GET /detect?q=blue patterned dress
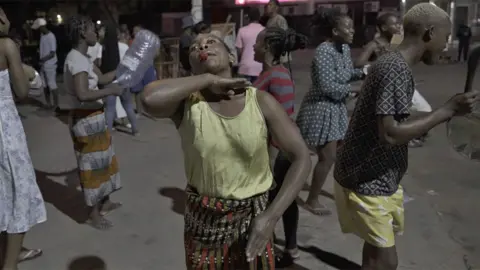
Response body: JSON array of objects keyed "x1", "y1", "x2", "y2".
[
  {"x1": 296, "y1": 42, "x2": 364, "y2": 147},
  {"x1": 0, "y1": 70, "x2": 47, "y2": 233}
]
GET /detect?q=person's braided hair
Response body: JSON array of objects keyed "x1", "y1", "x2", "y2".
[
  {"x1": 264, "y1": 27, "x2": 307, "y2": 63},
  {"x1": 311, "y1": 7, "x2": 347, "y2": 38},
  {"x1": 65, "y1": 15, "x2": 91, "y2": 46}
]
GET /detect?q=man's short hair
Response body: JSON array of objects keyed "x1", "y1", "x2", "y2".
[
  {"x1": 403, "y1": 3, "x2": 450, "y2": 36},
  {"x1": 270, "y1": 0, "x2": 280, "y2": 7}
]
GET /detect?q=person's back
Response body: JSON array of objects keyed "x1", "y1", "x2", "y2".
[{"x1": 236, "y1": 22, "x2": 264, "y2": 79}]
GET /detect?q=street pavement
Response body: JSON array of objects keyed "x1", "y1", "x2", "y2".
[{"x1": 16, "y1": 49, "x2": 480, "y2": 270}]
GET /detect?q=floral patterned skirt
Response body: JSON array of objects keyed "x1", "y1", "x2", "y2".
[{"x1": 184, "y1": 186, "x2": 275, "y2": 270}]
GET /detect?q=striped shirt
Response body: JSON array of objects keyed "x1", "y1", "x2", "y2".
[{"x1": 253, "y1": 65, "x2": 294, "y2": 117}]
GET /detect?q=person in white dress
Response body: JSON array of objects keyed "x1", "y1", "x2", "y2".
[{"x1": 0, "y1": 8, "x2": 47, "y2": 268}]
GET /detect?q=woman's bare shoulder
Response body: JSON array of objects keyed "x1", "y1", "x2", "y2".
[{"x1": 0, "y1": 38, "x2": 17, "y2": 69}]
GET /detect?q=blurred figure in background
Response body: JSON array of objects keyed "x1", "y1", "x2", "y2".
[
  {"x1": 236, "y1": 8, "x2": 264, "y2": 83},
  {"x1": 31, "y1": 18, "x2": 59, "y2": 110},
  {"x1": 264, "y1": 0, "x2": 290, "y2": 64},
  {"x1": 193, "y1": 21, "x2": 211, "y2": 35},
  {"x1": 265, "y1": 0, "x2": 288, "y2": 30},
  {"x1": 87, "y1": 24, "x2": 103, "y2": 67},
  {"x1": 132, "y1": 24, "x2": 143, "y2": 38},
  {"x1": 457, "y1": 22, "x2": 472, "y2": 62},
  {"x1": 179, "y1": 16, "x2": 195, "y2": 76},
  {"x1": 118, "y1": 24, "x2": 131, "y2": 45},
  {"x1": 355, "y1": 12, "x2": 401, "y2": 68},
  {"x1": 130, "y1": 24, "x2": 143, "y2": 45}
]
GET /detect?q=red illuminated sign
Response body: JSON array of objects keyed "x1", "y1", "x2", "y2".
[{"x1": 235, "y1": 0, "x2": 306, "y2": 4}]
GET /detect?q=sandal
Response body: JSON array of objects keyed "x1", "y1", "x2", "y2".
[{"x1": 18, "y1": 248, "x2": 43, "y2": 263}]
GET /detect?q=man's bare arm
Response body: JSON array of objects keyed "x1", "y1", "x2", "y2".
[
  {"x1": 378, "y1": 92, "x2": 480, "y2": 145},
  {"x1": 378, "y1": 109, "x2": 451, "y2": 145}
]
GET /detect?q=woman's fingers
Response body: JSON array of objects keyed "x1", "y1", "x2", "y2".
[{"x1": 246, "y1": 232, "x2": 268, "y2": 262}]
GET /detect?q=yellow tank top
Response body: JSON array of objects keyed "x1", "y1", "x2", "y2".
[{"x1": 179, "y1": 87, "x2": 273, "y2": 199}]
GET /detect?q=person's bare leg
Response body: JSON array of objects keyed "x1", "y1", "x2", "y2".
[
  {"x1": 305, "y1": 141, "x2": 337, "y2": 215},
  {"x1": 362, "y1": 242, "x2": 398, "y2": 270},
  {"x1": 2, "y1": 233, "x2": 25, "y2": 270}
]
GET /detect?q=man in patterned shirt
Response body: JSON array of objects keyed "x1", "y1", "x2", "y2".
[{"x1": 334, "y1": 3, "x2": 479, "y2": 270}]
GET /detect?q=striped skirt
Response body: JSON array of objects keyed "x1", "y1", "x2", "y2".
[
  {"x1": 184, "y1": 186, "x2": 275, "y2": 270},
  {"x1": 69, "y1": 109, "x2": 121, "y2": 206}
]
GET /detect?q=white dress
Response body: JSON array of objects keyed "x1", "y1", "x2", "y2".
[{"x1": 0, "y1": 70, "x2": 47, "y2": 233}]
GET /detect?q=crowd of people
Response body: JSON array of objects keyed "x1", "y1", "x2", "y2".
[{"x1": 0, "y1": 1, "x2": 479, "y2": 270}]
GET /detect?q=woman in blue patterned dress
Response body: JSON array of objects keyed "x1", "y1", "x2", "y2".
[{"x1": 296, "y1": 8, "x2": 365, "y2": 215}]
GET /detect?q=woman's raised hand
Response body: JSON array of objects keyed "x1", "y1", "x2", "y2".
[{"x1": 209, "y1": 74, "x2": 251, "y2": 96}]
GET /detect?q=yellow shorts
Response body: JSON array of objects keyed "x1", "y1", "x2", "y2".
[{"x1": 334, "y1": 181, "x2": 405, "y2": 248}]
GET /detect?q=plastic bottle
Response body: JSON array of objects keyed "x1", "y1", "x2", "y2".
[{"x1": 114, "y1": 30, "x2": 161, "y2": 88}]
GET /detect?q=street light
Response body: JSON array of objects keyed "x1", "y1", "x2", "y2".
[{"x1": 96, "y1": 20, "x2": 101, "y2": 25}]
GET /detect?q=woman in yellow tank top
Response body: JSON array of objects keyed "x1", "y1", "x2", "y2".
[{"x1": 141, "y1": 33, "x2": 311, "y2": 269}]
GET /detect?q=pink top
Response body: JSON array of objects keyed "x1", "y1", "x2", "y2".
[{"x1": 235, "y1": 23, "x2": 264, "y2": 76}]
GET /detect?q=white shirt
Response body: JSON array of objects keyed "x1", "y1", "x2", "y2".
[
  {"x1": 40, "y1": 32, "x2": 57, "y2": 67},
  {"x1": 63, "y1": 49, "x2": 102, "y2": 110},
  {"x1": 87, "y1": 42, "x2": 103, "y2": 62},
  {"x1": 118, "y1": 42, "x2": 129, "y2": 59}
]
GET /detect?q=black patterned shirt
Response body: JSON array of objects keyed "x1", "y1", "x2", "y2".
[{"x1": 334, "y1": 51, "x2": 415, "y2": 196}]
